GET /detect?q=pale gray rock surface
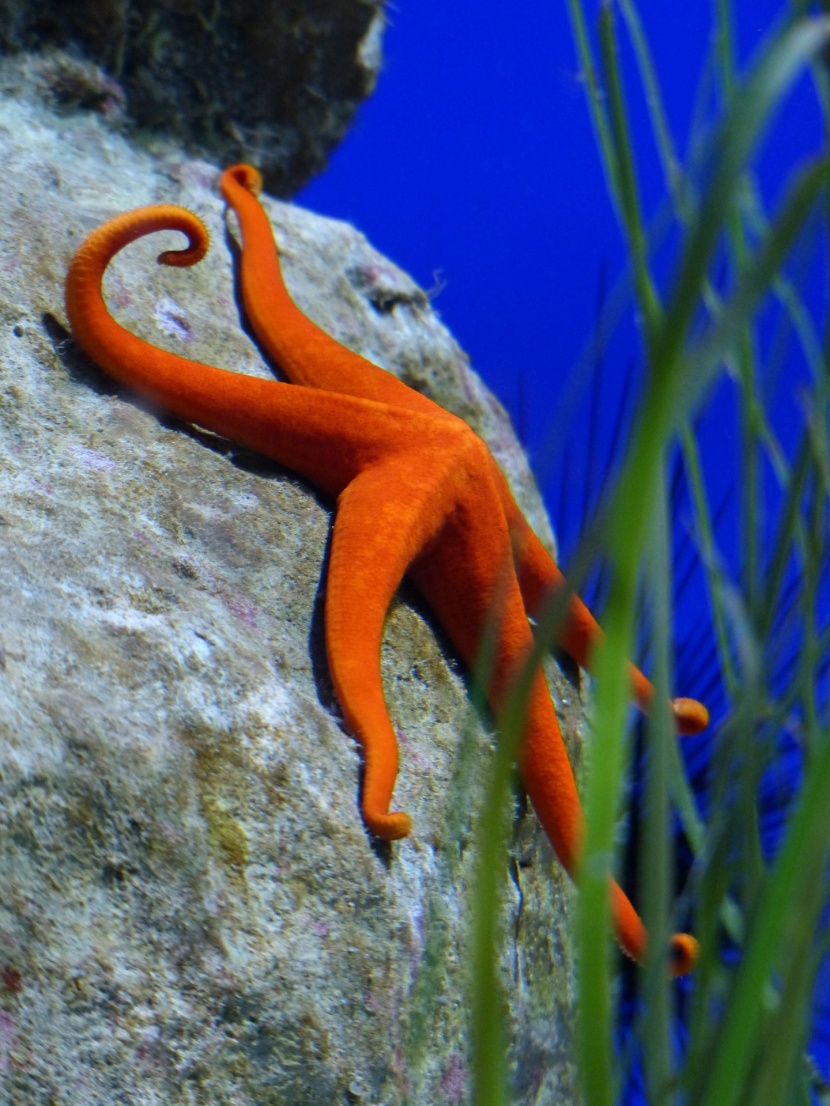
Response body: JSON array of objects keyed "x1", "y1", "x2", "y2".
[{"x1": 0, "y1": 90, "x2": 581, "y2": 1104}]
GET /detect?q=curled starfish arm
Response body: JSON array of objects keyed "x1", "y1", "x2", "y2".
[
  {"x1": 220, "y1": 165, "x2": 440, "y2": 415},
  {"x1": 65, "y1": 205, "x2": 443, "y2": 497},
  {"x1": 65, "y1": 204, "x2": 209, "y2": 391}
]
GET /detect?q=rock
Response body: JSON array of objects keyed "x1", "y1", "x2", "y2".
[
  {"x1": 0, "y1": 88, "x2": 580, "y2": 1104},
  {"x1": 0, "y1": 0, "x2": 386, "y2": 194}
]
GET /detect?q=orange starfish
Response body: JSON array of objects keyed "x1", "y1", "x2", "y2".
[{"x1": 64, "y1": 164, "x2": 708, "y2": 974}]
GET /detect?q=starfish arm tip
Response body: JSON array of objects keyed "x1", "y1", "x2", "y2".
[
  {"x1": 220, "y1": 163, "x2": 263, "y2": 200},
  {"x1": 157, "y1": 241, "x2": 208, "y2": 269},
  {"x1": 156, "y1": 241, "x2": 208, "y2": 270},
  {"x1": 669, "y1": 932, "x2": 699, "y2": 976},
  {"x1": 671, "y1": 697, "x2": 710, "y2": 735},
  {"x1": 364, "y1": 810, "x2": 412, "y2": 841}
]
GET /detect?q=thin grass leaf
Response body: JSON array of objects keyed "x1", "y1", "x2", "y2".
[
  {"x1": 804, "y1": 392, "x2": 830, "y2": 497},
  {"x1": 598, "y1": 1, "x2": 663, "y2": 347},
  {"x1": 748, "y1": 853, "x2": 824, "y2": 1105},
  {"x1": 639, "y1": 475, "x2": 677, "y2": 1105},
  {"x1": 680, "y1": 424, "x2": 740, "y2": 695},
  {"x1": 680, "y1": 155, "x2": 830, "y2": 417},
  {"x1": 468, "y1": 578, "x2": 576, "y2": 1106},
  {"x1": 698, "y1": 724, "x2": 830, "y2": 1106},
  {"x1": 656, "y1": 17, "x2": 830, "y2": 389},
  {"x1": 468, "y1": 607, "x2": 512, "y2": 1106},
  {"x1": 578, "y1": 615, "x2": 634, "y2": 1106},
  {"x1": 565, "y1": 0, "x2": 623, "y2": 224},
  {"x1": 757, "y1": 436, "x2": 812, "y2": 640},
  {"x1": 714, "y1": 0, "x2": 739, "y2": 103},
  {"x1": 685, "y1": 819, "x2": 738, "y2": 1092},
  {"x1": 740, "y1": 189, "x2": 826, "y2": 389},
  {"x1": 791, "y1": 0, "x2": 830, "y2": 129},
  {"x1": 796, "y1": 449, "x2": 826, "y2": 746},
  {"x1": 617, "y1": 0, "x2": 685, "y2": 207}
]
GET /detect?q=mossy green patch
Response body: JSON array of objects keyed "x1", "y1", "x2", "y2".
[{"x1": 182, "y1": 724, "x2": 253, "y2": 878}]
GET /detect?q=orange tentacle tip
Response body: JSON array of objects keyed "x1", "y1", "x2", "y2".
[
  {"x1": 669, "y1": 932, "x2": 698, "y2": 977},
  {"x1": 364, "y1": 810, "x2": 412, "y2": 841},
  {"x1": 154, "y1": 210, "x2": 210, "y2": 270},
  {"x1": 221, "y1": 163, "x2": 263, "y2": 197},
  {"x1": 671, "y1": 697, "x2": 710, "y2": 736}
]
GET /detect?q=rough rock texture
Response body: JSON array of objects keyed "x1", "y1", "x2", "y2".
[
  {"x1": 0, "y1": 91, "x2": 582, "y2": 1103},
  {"x1": 0, "y1": 0, "x2": 385, "y2": 194}
]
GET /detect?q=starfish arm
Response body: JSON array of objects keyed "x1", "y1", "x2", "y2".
[
  {"x1": 493, "y1": 463, "x2": 709, "y2": 736},
  {"x1": 525, "y1": 666, "x2": 696, "y2": 973},
  {"x1": 410, "y1": 469, "x2": 697, "y2": 973},
  {"x1": 325, "y1": 450, "x2": 460, "y2": 839},
  {"x1": 65, "y1": 205, "x2": 445, "y2": 497},
  {"x1": 611, "y1": 884, "x2": 698, "y2": 977},
  {"x1": 220, "y1": 165, "x2": 442, "y2": 415}
]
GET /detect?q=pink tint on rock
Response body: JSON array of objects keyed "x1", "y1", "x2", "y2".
[
  {"x1": 153, "y1": 298, "x2": 193, "y2": 344},
  {"x1": 225, "y1": 595, "x2": 259, "y2": 629},
  {"x1": 0, "y1": 1010, "x2": 18, "y2": 1073},
  {"x1": 392, "y1": 1047, "x2": 410, "y2": 1097},
  {"x1": 108, "y1": 273, "x2": 133, "y2": 311},
  {"x1": 440, "y1": 1052, "x2": 467, "y2": 1103},
  {"x1": 68, "y1": 444, "x2": 118, "y2": 473}
]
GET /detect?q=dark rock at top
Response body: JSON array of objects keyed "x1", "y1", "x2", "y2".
[{"x1": 0, "y1": 0, "x2": 385, "y2": 195}]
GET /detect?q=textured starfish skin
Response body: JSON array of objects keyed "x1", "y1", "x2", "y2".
[{"x1": 64, "y1": 165, "x2": 708, "y2": 974}]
